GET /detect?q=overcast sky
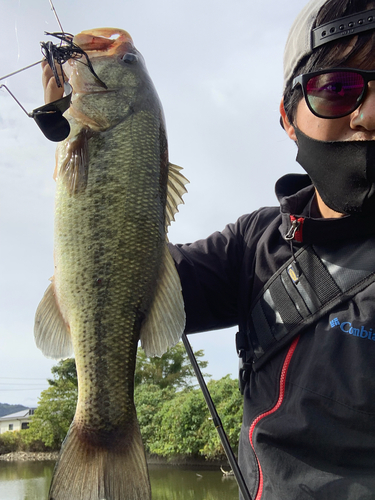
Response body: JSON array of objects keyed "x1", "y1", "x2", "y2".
[{"x1": 0, "y1": 0, "x2": 306, "y2": 407}]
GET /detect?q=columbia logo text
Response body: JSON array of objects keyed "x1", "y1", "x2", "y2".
[{"x1": 330, "y1": 318, "x2": 375, "y2": 340}]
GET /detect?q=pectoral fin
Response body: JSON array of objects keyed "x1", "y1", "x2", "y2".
[
  {"x1": 140, "y1": 245, "x2": 185, "y2": 357},
  {"x1": 55, "y1": 127, "x2": 90, "y2": 194},
  {"x1": 34, "y1": 282, "x2": 73, "y2": 359}
]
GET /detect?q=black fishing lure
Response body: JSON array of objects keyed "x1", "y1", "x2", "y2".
[
  {"x1": 41, "y1": 31, "x2": 107, "y2": 89},
  {"x1": 0, "y1": 32, "x2": 107, "y2": 141}
]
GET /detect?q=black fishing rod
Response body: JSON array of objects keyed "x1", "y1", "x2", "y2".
[{"x1": 182, "y1": 333, "x2": 252, "y2": 500}]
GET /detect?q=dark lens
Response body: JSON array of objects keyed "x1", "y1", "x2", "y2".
[{"x1": 306, "y1": 71, "x2": 365, "y2": 118}]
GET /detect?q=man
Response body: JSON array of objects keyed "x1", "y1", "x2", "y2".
[
  {"x1": 169, "y1": 1, "x2": 375, "y2": 498},
  {"x1": 43, "y1": 0, "x2": 375, "y2": 498}
]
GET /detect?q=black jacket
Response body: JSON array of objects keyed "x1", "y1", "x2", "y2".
[{"x1": 169, "y1": 174, "x2": 375, "y2": 500}]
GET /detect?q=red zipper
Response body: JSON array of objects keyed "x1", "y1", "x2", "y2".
[{"x1": 248, "y1": 335, "x2": 300, "y2": 500}]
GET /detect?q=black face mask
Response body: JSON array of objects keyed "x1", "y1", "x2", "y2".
[{"x1": 295, "y1": 127, "x2": 375, "y2": 215}]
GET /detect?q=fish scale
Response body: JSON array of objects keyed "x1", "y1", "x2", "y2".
[{"x1": 56, "y1": 113, "x2": 164, "y2": 432}]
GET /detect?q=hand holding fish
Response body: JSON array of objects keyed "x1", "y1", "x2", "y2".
[{"x1": 41, "y1": 59, "x2": 65, "y2": 104}]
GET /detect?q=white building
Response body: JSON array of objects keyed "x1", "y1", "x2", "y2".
[{"x1": 0, "y1": 409, "x2": 35, "y2": 434}]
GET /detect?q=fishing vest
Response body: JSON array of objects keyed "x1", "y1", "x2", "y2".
[{"x1": 237, "y1": 236, "x2": 375, "y2": 393}]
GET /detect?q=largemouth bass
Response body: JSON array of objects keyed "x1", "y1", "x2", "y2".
[{"x1": 34, "y1": 28, "x2": 187, "y2": 500}]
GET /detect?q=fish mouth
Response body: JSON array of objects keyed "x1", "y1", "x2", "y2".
[
  {"x1": 66, "y1": 28, "x2": 135, "y2": 94},
  {"x1": 73, "y1": 28, "x2": 134, "y2": 56}
]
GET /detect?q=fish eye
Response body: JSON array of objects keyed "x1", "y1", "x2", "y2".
[{"x1": 122, "y1": 53, "x2": 138, "y2": 64}]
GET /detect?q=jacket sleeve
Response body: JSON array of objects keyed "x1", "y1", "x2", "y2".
[{"x1": 168, "y1": 216, "x2": 250, "y2": 334}]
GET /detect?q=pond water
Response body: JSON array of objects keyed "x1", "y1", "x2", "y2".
[{"x1": 0, "y1": 461, "x2": 240, "y2": 500}]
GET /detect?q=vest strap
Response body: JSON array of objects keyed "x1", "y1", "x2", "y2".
[{"x1": 248, "y1": 239, "x2": 375, "y2": 372}]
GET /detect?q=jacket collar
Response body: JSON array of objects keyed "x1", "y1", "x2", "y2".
[{"x1": 276, "y1": 174, "x2": 375, "y2": 244}]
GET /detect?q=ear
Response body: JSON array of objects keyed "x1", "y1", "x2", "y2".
[{"x1": 280, "y1": 98, "x2": 297, "y2": 141}]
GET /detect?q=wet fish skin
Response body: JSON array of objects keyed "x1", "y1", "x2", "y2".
[{"x1": 34, "y1": 28, "x2": 187, "y2": 500}]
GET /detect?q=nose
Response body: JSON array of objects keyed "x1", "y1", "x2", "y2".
[{"x1": 350, "y1": 80, "x2": 375, "y2": 131}]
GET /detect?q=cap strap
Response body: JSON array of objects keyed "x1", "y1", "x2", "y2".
[{"x1": 312, "y1": 8, "x2": 375, "y2": 49}]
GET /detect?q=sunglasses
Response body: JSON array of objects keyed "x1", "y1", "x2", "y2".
[{"x1": 292, "y1": 68, "x2": 375, "y2": 119}]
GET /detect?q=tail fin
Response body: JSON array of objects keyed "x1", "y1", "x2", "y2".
[{"x1": 48, "y1": 420, "x2": 151, "y2": 500}]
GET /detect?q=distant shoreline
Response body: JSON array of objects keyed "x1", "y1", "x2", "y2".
[
  {"x1": 0, "y1": 451, "x2": 231, "y2": 469},
  {"x1": 0, "y1": 451, "x2": 59, "y2": 462}
]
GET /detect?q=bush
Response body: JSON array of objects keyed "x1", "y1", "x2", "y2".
[
  {"x1": 144, "y1": 375, "x2": 243, "y2": 461},
  {"x1": 0, "y1": 431, "x2": 26, "y2": 454},
  {"x1": 26, "y1": 383, "x2": 77, "y2": 450},
  {"x1": 149, "y1": 387, "x2": 209, "y2": 458},
  {"x1": 135, "y1": 383, "x2": 175, "y2": 453},
  {"x1": 199, "y1": 376, "x2": 243, "y2": 459}
]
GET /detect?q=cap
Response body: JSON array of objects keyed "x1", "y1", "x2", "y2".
[{"x1": 283, "y1": 0, "x2": 375, "y2": 89}]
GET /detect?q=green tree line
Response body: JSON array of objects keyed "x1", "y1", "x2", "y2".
[{"x1": 0, "y1": 343, "x2": 243, "y2": 460}]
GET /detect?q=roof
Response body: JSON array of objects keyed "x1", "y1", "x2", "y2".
[{"x1": 0, "y1": 408, "x2": 35, "y2": 421}]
